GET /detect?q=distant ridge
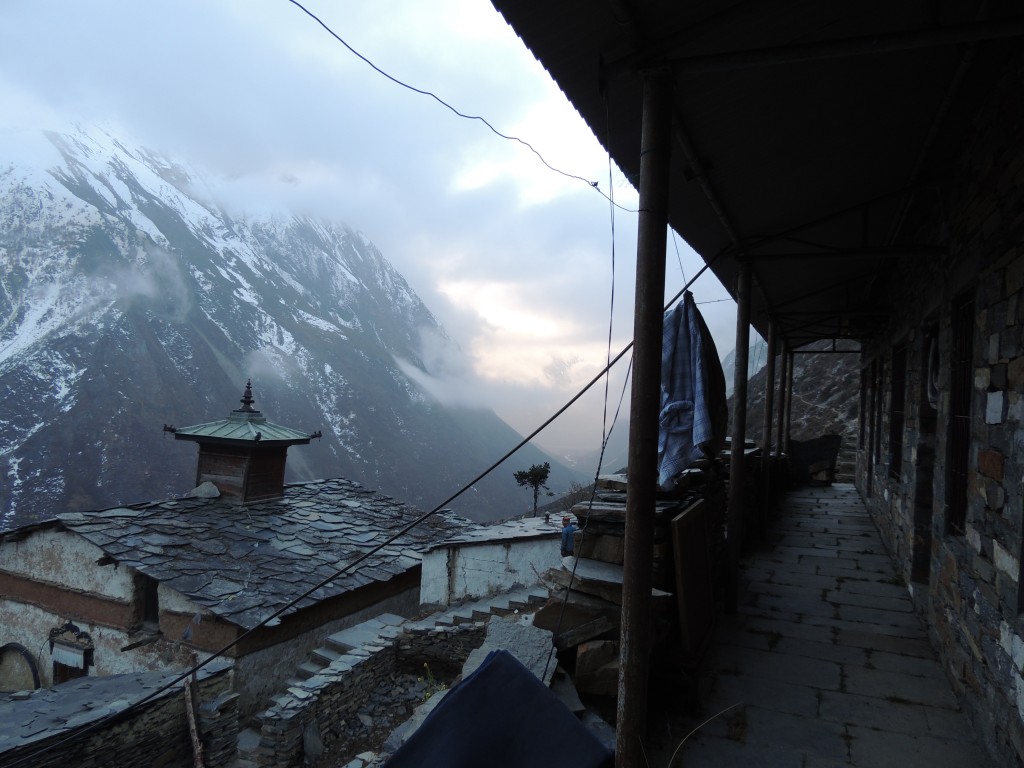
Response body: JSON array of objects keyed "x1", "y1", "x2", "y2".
[{"x1": 0, "y1": 125, "x2": 582, "y2": 529}]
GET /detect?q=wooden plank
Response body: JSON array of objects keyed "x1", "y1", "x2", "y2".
[
  {"x1": 184, "y1": 674, "x2": 206, "y2": 768},
  {"x1": 553, "y1": 615, "x2": 615, "y2": 649}
]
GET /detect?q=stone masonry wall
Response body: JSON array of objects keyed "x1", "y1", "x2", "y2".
[
  {"x1": 856, "y1": 45, "x2": 1024, "y2": 766},
  {"x1": 1, "y1": 666, "x2": 235, "y2": 768},
  {"x1": 251, "y1": 622, "x2": 486, "y2": 767}
]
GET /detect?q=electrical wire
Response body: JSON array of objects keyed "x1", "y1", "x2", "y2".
[
  {"x1": 11, "y1": 256, "x2": 716, "y2": 768},
  {"x1": 12, "y1": 6, "x2": 725, "y2": 754},
  {"x1": 285, "y1": 0, "x2": 637, "y2": 213},
  {"x1": 670, "y1": 228, "x2": 687, "y2": 285},
  {"x1": 541, "y1": 97, "x2": 630, "y2": 682}
]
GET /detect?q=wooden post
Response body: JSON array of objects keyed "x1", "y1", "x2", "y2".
[
  {"x1": 724, "y1": 262, "x2": 751, "y2": 612},
  {"x1": 776, "y1": 340, "x2": 788, "y2": 457},
  {"x1": 783, "y1": 346, "x2": 795, "y2": 453},
  {"x1": 184, "y1": 673, "x2": 206, "y2": 768},
  {"x1": 759, "y1": 319, "x2": 778, "y2": 530},
  {"x1": 616, "y1": 70, "x2": 672, "y2": 768}
]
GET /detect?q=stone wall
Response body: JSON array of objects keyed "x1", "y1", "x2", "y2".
[
  {"x1": 250, "y1": 622, "x2": 486, "y2": 766},
  {"x1": 0, "y1": 664, "x2": 235, "y2": 768},
  {"x1": 233, "y1": 585, "x2": 421, "y2": 724},
  {"x1": 856, "y1": 45, "x2": 1024, "y2": 765}
]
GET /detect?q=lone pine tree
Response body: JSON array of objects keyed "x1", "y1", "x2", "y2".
[{"x1": 513, "y1": 462, "x2": 551, "y2": 516}]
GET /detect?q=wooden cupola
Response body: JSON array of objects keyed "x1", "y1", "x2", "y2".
[{"x1": 164, "y1": 380, "x2": 321, "y2": 503}]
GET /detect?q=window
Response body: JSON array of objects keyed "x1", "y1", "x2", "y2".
[
  {"x1": 48, "y1": 622, "x2": 93, "y2": 684},
  {"x1": 136, "y1": 574, "x2": 161, "y2": 628},
  {"x1": 889, "y1": 346, "x2": 907, "y2": 480},
  {"x1": 946, "y1": 292, "x2": 973, "y2": 535}
]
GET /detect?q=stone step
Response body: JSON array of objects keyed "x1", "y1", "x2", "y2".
[
  {"x1": 325, "y1": 613, "x2": 405, "y2": 652},
  {"x1": 237, "y1": 727, "x2": 261, "y2": 761},
  {"x1": 311, "y1": 645, "x2": 345, "y2": 666},
  {"x1": 295, "y1": 660, "x2": 324, "y2": 679}
]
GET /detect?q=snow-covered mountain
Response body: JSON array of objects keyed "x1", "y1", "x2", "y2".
[{"x1": 0, "y1": 125, "x2": 574, "y2": 529}]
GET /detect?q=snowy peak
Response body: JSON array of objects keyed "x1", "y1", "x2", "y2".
[{"x1": 0, "y1": 124, "x2": 567, "y2": 530}]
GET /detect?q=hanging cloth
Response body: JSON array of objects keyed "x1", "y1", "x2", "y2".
[{"x1": 658, "y1": 291, "x2": 728, "y2": 490}]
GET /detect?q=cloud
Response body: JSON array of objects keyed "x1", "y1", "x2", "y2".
[{"x1": 0, "y1": 0, "x2": 739, "y2": 455}]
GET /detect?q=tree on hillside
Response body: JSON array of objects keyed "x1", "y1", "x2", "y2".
[{"x1": 513, "y1": 462, "x2": 551, "y2": 516}]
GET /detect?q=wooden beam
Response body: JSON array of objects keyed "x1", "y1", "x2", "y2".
[
  {"x1": 664, "y1": 19, "x2": 1024, "y2": 74},
  {"x1": 738, "y1": 246, "x2": 945, "y2": 262}
]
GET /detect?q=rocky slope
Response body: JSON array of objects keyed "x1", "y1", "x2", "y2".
[{"x1": 739, "y1": 339, "x2": 861, "y2": 476}]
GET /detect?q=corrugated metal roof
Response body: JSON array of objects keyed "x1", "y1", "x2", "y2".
[
  {"x1": 172, "y1": 411, "x2": 312, "y2": 445},
  {"x1": 168, "y1": 380, "x2": 316, "y2": 446}
]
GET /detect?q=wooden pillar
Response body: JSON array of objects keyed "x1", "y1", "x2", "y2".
[
  {"x1": 725, "y1": 262, "x2": 752, "y2": 612},
  {"x1": 775, "y1": 340, "x2": 788, "y2": 455},
  {"x1": 759, "y1": 319, "x2": 778, "y2": 530},
  {"x1": 616, "y1": 71, "x2": 673, "y2": 768},
  {"x1": 783, "y1": 347, "x2": 794, "y2": 453}
]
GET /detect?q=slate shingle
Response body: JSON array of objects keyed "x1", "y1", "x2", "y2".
[{"x1": 57, "y1": 478, "x2": 473, "y2": 630}]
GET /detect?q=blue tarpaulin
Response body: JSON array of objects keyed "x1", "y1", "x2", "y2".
[{"x1": 384, "y1": 649, "x2": 614, "y2": 768}]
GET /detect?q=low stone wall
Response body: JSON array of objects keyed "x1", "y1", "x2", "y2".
[
  {"x1": 251, "y1": 622, "x2": 487, "y2": 766},
  {"x1": 0, "y1": 664, "x2": 235, "y2": 768}
]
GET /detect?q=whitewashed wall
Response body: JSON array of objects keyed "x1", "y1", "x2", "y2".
[
  {"x1": 420, "y1": 534, "x2": 561, "y2": 607},
  {"x1": 0, "y1": 529, "x2": 210, "y2": 689},
  {"x1": 0, "y1": 528, "x2": 134, "y2": 599}
]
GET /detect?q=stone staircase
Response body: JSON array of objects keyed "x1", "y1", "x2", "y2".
[
  {"x1": 291, "y1": 613, "x2": 407, "y2": 687},
  {"x1": 406, "y1": 585, "x2": 551, "y2": 630},
  {"x1": 237, "y1": 585, "x2": 551, "y2": 765}
]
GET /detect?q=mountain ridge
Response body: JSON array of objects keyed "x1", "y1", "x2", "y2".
[{"x1": 0, "y1": 125, "x2": 582, "y2": 529}]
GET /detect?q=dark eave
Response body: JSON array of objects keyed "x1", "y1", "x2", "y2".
[{"x1": 490, "y1": 0, "x2": 1024, "y2": 345}]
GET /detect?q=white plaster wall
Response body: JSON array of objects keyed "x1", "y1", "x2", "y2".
[
  {"x1": 0, "y1": 600, "x2": 56, "y2": 687},
  {"x1": 0, "y1": 599, "x2": 204, "y2": 689},
  {"x1": 420, "y1": 535, "x2": 561, "y2": 607},
  {"x1": 0, "y1": 529, "x2": 135, "y2": 599},
  {"x1": 159, "y1": 583, "x2": 208, "y2": 615}
]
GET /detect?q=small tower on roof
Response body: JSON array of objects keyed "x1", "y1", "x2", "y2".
[{"x1": 164, "y1": 380, "x2": 321, "y2": 503}]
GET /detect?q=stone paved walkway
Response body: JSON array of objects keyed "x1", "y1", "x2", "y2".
[{"x1": 676, "y1": 483, "x2": 995, "y2": 768}]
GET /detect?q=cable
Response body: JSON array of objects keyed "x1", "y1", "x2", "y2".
[
  {"x1": 670, "y1": 228, "x2": 687, "y2": 285},
  {"x1": 284, "y1": 0, "x2": 638, "y2": 213},
  {"x1": 540, "y1": 254, "x2": 719, "y2": 680}
]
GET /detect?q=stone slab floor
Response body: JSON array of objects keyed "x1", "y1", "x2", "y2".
[{"x1": 666, "y1": 483, "x2": 996, "y2": 768}]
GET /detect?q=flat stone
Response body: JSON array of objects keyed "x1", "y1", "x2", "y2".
[{"x1": 461, "y1": 616, "x2": 556, "y2": 685}]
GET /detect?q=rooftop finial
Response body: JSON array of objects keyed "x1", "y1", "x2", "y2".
[{"x1": 236, "y1": 379, "x2": 257, "y2": 413}]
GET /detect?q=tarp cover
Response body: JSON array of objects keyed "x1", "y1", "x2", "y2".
[
  {"x1": 384, "y1": 649, "x2": 614, "y2": 768},
  {"x1": 658, "y1": 291, "x2": 727, "y2": 490}
]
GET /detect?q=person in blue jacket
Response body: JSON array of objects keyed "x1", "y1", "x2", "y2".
[{"x1": 560, "y1": 515, "x2": 576, "y2": 557}]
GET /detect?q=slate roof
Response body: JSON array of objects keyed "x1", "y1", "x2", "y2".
[
  {"x1": 0, "y1": 660, "x2": 231, "y2": 756},
  {"x1": 423, "y1": 515, "x2": 563, "y2": 552},
  {"x1": 56, "y1": 478, "x2": 474, "y2": 631}
]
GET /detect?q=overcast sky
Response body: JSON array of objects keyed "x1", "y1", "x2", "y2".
[{"x1": 0, "y1": 0, "x2": 743, "y2": 459}]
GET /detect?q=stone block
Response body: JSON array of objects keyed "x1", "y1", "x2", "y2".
[
  {"x1": 987, "y1": 391, "x2": 1005, "y2": 424},
  {"x1": 978, "y1": 449, "x2": 1005, "y2": 481},
  {"x1": 576, "y1": 532, "x2": 624, "y2": 564},
  {"x1": 575, "y1": 640, "x2": 618, "y2": 677},
  {"x1": 994, "y1": 539, "x2": 1020, "y2": 580},
  {"x1": 574, "y1": 658, "x2": 619, "y2": 697},
  {"x1": 1010, "y1": 356, "x2": 1024, "y2": 388}
]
